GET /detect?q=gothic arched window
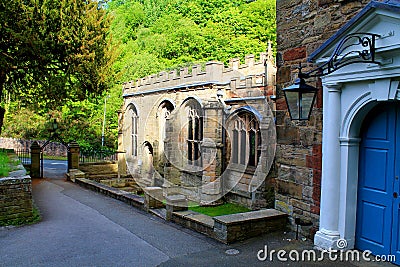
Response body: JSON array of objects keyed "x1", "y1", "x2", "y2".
[
  {"x1": 184, "y1": 99, "x2": 203, "y2": 166},
  {"x1": 230, "y1": 112, "x2": 260, "y2": 167},
  {"x1": 130, "y1": 106, "x2": 139, "y2": 157},
  {"x1": 158, "y1": 101, "x2": 174, "y2": 144}
]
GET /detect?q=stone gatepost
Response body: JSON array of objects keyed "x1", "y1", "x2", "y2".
[
  {"x1": 30, "y1": 141, "x2": 41, "y2": 178},
  {"x1": 68, "y1": 141, "x2": 80, "y2": 170}
]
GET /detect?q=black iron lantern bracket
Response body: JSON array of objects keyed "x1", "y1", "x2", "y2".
[
  {"x1": 282, "y1": 33, "x2": 381, "y2": 120},
  {"x1": 299, "y1": 32, "x2": 381, "y2": 79}
]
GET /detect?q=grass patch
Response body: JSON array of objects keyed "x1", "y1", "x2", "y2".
[
  {"x1": 43, "y1": 155, "x2": 67, "y2": 161},
  {"x1": 189, "y1": 202, "x2": 251, "y2": 217},
  {"x1": 0, "y1": 151, "x2": 11, "y2": 177}
]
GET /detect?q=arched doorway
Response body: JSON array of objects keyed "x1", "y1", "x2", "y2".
[
  {"x1": 356, "y1": 103, "x2": 400, "y2": 264},
  {"x1": 141, "y1": 141, "x2": 154, "y2": 186}
]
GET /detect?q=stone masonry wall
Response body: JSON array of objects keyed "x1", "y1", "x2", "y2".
[
  {"x1": 0, "y1": 137, "x2": 68, "y2": 157},
  {"x1": 0, "y1": 176, "x2": 33, "y2": 224},
  {"x1": 275, "y1": 0, "x2": 377, "y2": 237}
]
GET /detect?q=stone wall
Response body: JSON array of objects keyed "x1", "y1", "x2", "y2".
[
  {"x1": 275, "y1": 0, "x2": 376, "y2": 236},
  {"x1": 0, "y1": 137, "x2": 68, "y2": 157},
  {"x1": 0, "y1": 151, "x2": 33, "y2": 225},
  {"x1": 0, "y1": 177, "x2": 33, "y2": 225}
]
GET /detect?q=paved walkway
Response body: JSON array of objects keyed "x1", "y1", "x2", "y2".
[{"x1": 0, "y1": 161, "x2": 395, "y2": 266}]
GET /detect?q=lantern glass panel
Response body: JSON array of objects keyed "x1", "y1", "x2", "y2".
[
  {"x1": 285, "y1": 91, "x2": 300, "y2": 120},
  {"x1": 300, "y1": 92, "x2": 316, "y2": 120}
]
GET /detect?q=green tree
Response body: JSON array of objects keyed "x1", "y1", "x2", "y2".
[{"x1": 0, "y1": 0, "x2": 114, "y2": 132}]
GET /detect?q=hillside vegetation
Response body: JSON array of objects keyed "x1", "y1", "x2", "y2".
[{"x1": 2, "y1": 0, "x2": 276, "y2": 150}]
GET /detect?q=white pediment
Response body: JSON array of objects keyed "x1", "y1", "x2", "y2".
[{"x1": 309, "y1": 1, "x2": 400, "y2": 78}]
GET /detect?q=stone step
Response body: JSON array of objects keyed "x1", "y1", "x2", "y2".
[
  {"x1": 213, "y1": 209, "x2": 288, "y2": 244},
  {"x1": 149, "y1": 208, "x2": 167, "y2": 220},
  {"x1": 87, "y1": 174, "x2": 119, "y2": 182}
]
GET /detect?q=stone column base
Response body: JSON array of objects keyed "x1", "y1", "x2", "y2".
[{"x1": 314, "y1": 229, "x2": 341, "y2": 250}]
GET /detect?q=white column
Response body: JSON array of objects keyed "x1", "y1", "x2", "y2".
[
  {"x1": 314, "y1": 83, "x2": 342, "y2": 250},
  {"x1": 338, "y1": 137, "x2": 361, "y2": 250}
]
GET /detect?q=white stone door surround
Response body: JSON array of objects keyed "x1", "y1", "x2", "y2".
[{"x1": 308, "y1": 2, "x2": 400, "y2": 250}]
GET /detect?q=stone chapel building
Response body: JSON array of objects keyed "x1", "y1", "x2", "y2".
[
  {"x1": 276, "y1": 0, "x2": 400, "y2": 264},
  {"x1": 119, "y1": 46, "x2": 277, "y2": 209}
]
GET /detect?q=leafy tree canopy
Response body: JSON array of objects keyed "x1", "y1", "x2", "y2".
[
  {"x1": 0, "y1": 0, "x2": 114, "y2": 111},
  {"x1": 1, "y1": 0, "x2": 276, "y2": 150},
  {"x1": 108, "y1": 0, "x2": 276, "y2": 83}
]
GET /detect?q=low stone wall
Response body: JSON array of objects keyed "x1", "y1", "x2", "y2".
[
  {"x1": 74, "y1": 177, "x2": 289, "y2": 244},
  {"x1": 75, "y1": 178, "x2": 144, "y2": 210},
  {"x1": 172, "y1": 211, "x2": 215, "y2": 237},
  {"x1": 0, "y1": 137, "x2": 68, "y2": 156},
  {"x1": 213, "y1": 209, "x2": 288, "y2": 244},
  {"x1": 0, "y1": 154, "x2": 33, "y2": 225}
]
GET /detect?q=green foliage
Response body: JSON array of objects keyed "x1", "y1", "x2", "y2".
[
  {"x1": 109, "y1": 0, "x2": 276, "y2": 82},
  {"x1": 2, "y1": 103, "x2": 48, "y2": 139},
  {"x1": 0, "y1": 151, "x2": 10, "y2": 177},
  {"x1": 0, "y1": 0, "x2": 116, "y2": 110},
  {"x1": 2, "y1": 0, "x2": 276, "y2": 151}
]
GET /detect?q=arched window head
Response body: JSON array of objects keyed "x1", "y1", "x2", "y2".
[
  {"x1": 157, "y1": 100, "x2": 174, "y2": 155},
  {"x1": 183, "y1": 99, "x2": 203, "y2": 166},
  {"x1": 229, "y1": 111, "x2": 260, "y2": 167},
  {"x1": 129, "y1": 105, "x2": 139, "y2": 157}
]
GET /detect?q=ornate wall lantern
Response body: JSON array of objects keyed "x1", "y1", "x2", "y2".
[
  {"x1": 283, "y1": 74, "x2": 318, "y2": 120},
  {"x1": 283, "y1": 33, "x2": 380, "y2": 120}
]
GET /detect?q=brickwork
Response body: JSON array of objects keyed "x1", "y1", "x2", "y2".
[{"x1": 275, "y1": 0, "x2": 379, "y2": 236}]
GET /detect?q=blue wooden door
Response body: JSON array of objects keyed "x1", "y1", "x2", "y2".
[{"x1": 356, "y1": 104, "x2": 400, "y2": 265}]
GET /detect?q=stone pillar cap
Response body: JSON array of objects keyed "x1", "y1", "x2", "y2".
[{"x1": 30, "y1": 141, "x2": 41, "y2": 149}]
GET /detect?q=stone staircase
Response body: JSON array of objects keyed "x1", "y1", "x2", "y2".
[{"x1": 78, "y1": 162, "x2": 118, "y2": 182}]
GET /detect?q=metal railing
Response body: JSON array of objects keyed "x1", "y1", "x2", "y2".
[
  {"x1": 14, "y1": 148, "x2": 31, "y2": 165},
  {"x1": 79, "y1": 148, "x2": 117, "y2": 163}
]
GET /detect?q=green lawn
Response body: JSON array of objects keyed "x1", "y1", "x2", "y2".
[
  {"x1": 189, "y1": 202, "x2": 250, "y2": 217},
  {"x1": 0, "y1": 151, "x2": 10, "y2": 177},
  {"x1": 43, "y1": 155, "x2": 67, "y2": 161}
]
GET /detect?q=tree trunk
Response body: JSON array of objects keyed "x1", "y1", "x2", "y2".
[
  {"x1": 0, "y1": 71, "x2": 6, "y2": 135},
  {"x1": 0, "y1": 106, "x2": 5, "y2": 136}
]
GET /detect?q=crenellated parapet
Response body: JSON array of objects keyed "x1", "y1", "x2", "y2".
[{"x1": 122, "y1": 51, "x2": 273, "y2": 95}]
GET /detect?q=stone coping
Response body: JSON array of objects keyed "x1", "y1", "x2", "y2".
[
  {"x1": 75, "y1": 178, "x2": 144, "y2": 209},
  {"x1": 0, "y1": 175, "x2": 31, "y2": 184},
  {"x1": 213, "y1": 209, "x2": 287, "y2": 226},
  {"x1": 173, "y1": 210, "x2": 214, "y2": 228}
]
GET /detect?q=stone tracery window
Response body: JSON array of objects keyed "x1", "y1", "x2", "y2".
[
  {"x1": 230, "y1": 112, "x2": 260, "y2": 167},
  {"x1": 130, "y1": 106, "x2": 138, "y2": 157},
  {"x1": 185, "y1": 100, "x2": 203, "y2": 166},
  {"x1": 187, "y1": 107, "x2": 203, "y2": 165}
]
